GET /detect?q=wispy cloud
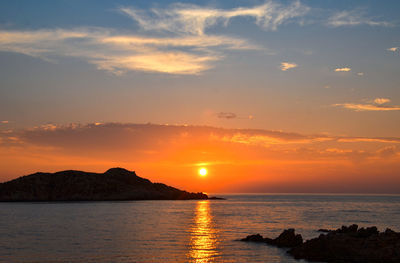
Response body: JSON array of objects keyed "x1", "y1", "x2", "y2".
[
  {"x1": 0, "y1": 1, "x2": 311, "y2": 75},
  {"x1": 121, "y1": 1, "x2": 310, "y2": 35},
  {"x1": 0, "y1": 1, "x2": 312, "y2": 75},
  {"x1": 387, "y1": 47, "x2": 399, "y2": 52},
  {"x1": 327, "y1": 9, "x2": 392, "y2": 27},
  {"x1": 101, "y1": 34, "x2": 257, "y2": 50},
  {"x1": 215, "y1": 112, "x2": 255, "y2": 120},
  {"x1": 374, "y1": 98, "x2": 390, "y2": 105},
  {"x1": 0, "y1": 121, "x2": 9, "y2": 124},
  {"x1": 0, "y1": 28, "x2": 257, "y2": 75},
  {"x1": 216, "y1": 112, "x2": 237, "y2": 119},
  {"x1": 221, "y1": 132, "x2": 330, "y2": 146},
  {"x1": 333, "y1": 98, "x2": 400, "y2": 111},
  {"x1": 334, "y1": 67, "x2": 351, "y2": 72},
  {"x1": 0, "y1": 1, "x2": 309, "y2": 75},
  {"x1": 94, "y1": 52, "x2": 219, "y2": 75},
  {"x1": 357, "y1": 72, "x2": 364, "y2": 76},
  {"x1": 338, "y1": 137, "x2": 400, "y2": 144},
  {"x1": 0, "y1": 2, "x2": 394, "y2": 76},
  {"x1": 280, "y1": 62, "x2": 297, "y2": 71},
  {"x1": 333, "y1": 104, "x2": 400, "y2": 111},
  {"x1": 377, "y1": 146, "x2": 399, "y2": 158}
]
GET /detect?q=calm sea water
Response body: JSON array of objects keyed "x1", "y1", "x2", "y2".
[{"x1": 1, "y1": 194, "x2": 400, "y2": 262}]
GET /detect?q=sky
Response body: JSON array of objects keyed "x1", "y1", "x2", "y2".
[{"x1": 0, "y1": 0, "x2": 399, "y2": 193}]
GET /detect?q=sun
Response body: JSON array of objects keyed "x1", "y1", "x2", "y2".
[{"x1": 198, "y1": 168, "x2": 208, "y2": 177}]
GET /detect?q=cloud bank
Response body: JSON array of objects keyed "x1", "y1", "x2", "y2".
[{"x1": 1, "y1": 122, "x2": 399, "y2": 193}]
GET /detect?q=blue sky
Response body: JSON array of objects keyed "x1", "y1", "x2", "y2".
[{"x1": 0, "y1": 0, "x2": 399, "y2": 137}]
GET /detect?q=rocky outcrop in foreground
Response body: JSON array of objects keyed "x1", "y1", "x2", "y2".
[
  {"x1": 241, "y1": 228, "x2": 303, "y2": 247},
  {"x1": 0, "y1": 168, "x2": 208, "y2": 201},
  {"x1": 241, "y1": 224, "x2": 400, "y2": 263}
]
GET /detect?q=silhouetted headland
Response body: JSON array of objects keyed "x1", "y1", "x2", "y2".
[
  {"x1": 0, "y1": 168, "x2": 214, "y2": 201},
  {"x1": 240, "y1": 224, "x2": 400, "y2": 263}
]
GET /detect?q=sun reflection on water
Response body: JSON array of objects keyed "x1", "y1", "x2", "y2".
[{"x1": 187, "y1": 200, "x2": 220, "y2": 262}]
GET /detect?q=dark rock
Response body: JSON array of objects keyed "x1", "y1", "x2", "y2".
[
  {"x1": 241, "y1": 234, "x2": 264, "y2": 242},
  {"x1": 357, "y1": 226, "x2": 378, "y2": 238},
  {"x1": 0, "y1": 168, "x2": 209, "y2": 201},
  {"x1": 336, "y1": 224, "x2": 358, "y2": 234},
  {"x1": 385, "y1": 228, "x2": 395, "y2": 234},
  {"x1": 240, "y1": 225, "x2": 400, "y2": 262},
  {"x1": 263, "y1": 237, "x2": 274, "y2": 243},
  {"x1": 288, "y1": 225, "x2": 400, "y2": 263},
  {"x1": 273, "y1": 228, "x2": 303, "y2": 247},
  {"x1": 240, "y1": 229, "x2": 303, "y2": 248}
]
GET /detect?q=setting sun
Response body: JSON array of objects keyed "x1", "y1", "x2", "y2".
[
  {"x1": 199, "y1": 168, "x2": 208, "y2": 177},
  {"x1": 1, "y1": 0, "x2": 400, "y2": 262}
]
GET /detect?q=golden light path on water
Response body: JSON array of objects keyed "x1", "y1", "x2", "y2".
[{"x1": 187, "y1": 200, "x2": 220, "y2": 262}]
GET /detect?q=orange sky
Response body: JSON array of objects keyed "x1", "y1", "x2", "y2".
[
  {"x1": 1, "y1": 123, "x2": 399, "y2": 193},
  {"x1": 1, "y1": 1, "x2": 400, "y2": 194}
]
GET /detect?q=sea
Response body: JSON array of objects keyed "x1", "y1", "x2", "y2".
[{"x1": 1, "y1": 194, "x2": 399, "y2": 262}]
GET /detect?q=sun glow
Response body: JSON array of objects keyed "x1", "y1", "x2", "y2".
[{"x1": 199, "y1": 168, "x2": 208, "y2": 177}]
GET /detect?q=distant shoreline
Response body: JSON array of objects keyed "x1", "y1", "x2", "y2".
[{"x1": 208, "y1": 192, "x2": 400, "y2": 196}]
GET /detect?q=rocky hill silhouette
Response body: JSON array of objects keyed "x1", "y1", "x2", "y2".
[{"x1": 0, "y1": 168, "x2": 208, "y2": 201}]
